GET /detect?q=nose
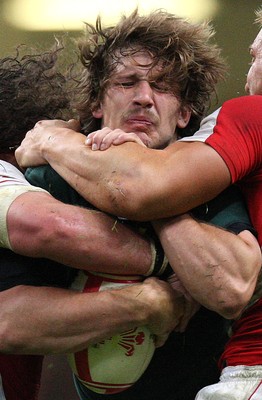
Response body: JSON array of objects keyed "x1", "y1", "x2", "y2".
[{"x1": 133, "y1": 80, "x2": 154, "y2": 108}]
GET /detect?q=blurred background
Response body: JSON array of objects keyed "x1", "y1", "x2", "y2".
[{"x1": 0, "y1": 0, "x2": 262, "y2": 112}]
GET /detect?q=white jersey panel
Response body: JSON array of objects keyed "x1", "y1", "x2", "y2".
[
  {"x1": 195, "y1": 365, "x2": 262, "y2": 400},
  {"x1": 180, "y1": 108, "x2": 220, "y2": 143},
  {"x1": 0, "y1": 160, "x2": 49, "y2": 249},
  {"x1": 0, "y1": 375, "x2": 6, "y2": 400},
  {"x1": 0, "y1": 160, "x2": 29, "y2": 186}
]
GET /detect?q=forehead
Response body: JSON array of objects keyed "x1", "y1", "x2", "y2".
[
  {"x1": 251, "y1": 29, "x2": 262, "y2": 54},
  {"x1": 111, "y1": 49, "x2": 162, "y2": 77}
]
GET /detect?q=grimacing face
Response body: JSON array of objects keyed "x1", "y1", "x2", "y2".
[
  {"x1": 246, "y1": 28, "x2": 262, "y2": 95},
  {"x1": 92, "y1": 50, "x2": 191, "y2": 149}
]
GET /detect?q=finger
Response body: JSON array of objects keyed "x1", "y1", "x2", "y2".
[
  {"x1": 85, "y1": 128, "x2": 112, "y2": 150},
  {"x1": 113, "y1": 133, "x2": 147, "y2": 147},
  {"x1": 100, "y1": 130, "x2": 127, "y2": 150},
  {"x1": 154, "y1": 333, "x2": 170, "y2": 348},
  {"x1": 176, "y1": 301, "x2": 200, "y2": 332}
]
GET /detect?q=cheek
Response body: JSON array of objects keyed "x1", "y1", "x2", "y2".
[
  {"x1": 246, "y1": 65, "x2": 256, "y2": 92},
  {"x1": 256, "y1": 64, "x2": 262, "y2": 87},
  {"x1": 252, "y1": 62, "x2": 262, "y2": 80},
  {"x1": 102, "y1": 95, "x2": 119, "y2": 122},
  {"x1": 248, "y1": 63, "x2": 262, "y2": 94},
  {"x1": 161, "y1": 98, "x2": 180, "y2": 120}
]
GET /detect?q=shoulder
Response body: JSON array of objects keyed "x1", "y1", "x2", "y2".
[
  {"x1": 216, "y1": 95, "x2": 262, "y2": 134},
  {"x1": 220, "y1": 95, "x2": 262, "y2": 115}
]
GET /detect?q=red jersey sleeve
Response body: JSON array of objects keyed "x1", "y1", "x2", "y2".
[{"x1": 206, "y1": 95, "x2": 262, "y2": 183}]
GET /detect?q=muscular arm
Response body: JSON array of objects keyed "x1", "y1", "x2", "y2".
[
  {"x1": 154, "y1": 215, "x2": 262, "y2": 319},
  {"x1": 0, "y1": 278, "x2": 183, "y2": 354},
  {"x1": 16, "y1": 121, "x2": 231, "y2": 221},
  {"x1": 14, "y1": 122, "x2": 260, "y2": 320},
  {"x1": 17, "y1": 96, "x2": 262, "y2": 221},
  {"x1": 15, "y1": 117, "x2": 261, "y2": 320},
  {"x1": 6, "y1": 190, "x2": 153, "y2": 275}
]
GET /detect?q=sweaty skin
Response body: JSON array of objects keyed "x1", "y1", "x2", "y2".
[
  {"x1": 15, "y1": 120, "x2": 262, "y2": 320},
  {"x1": 16, "y1": 122, "x2": 230, "y2": 221}
]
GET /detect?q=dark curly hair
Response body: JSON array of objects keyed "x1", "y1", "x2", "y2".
[
  {"x1": 74, "y1": 9, "x2": 227, "y2": 136},
  {"x1": 0, "y1": 42, "x2": 73, "y2": 153}
]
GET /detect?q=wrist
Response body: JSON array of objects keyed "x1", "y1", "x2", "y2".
[
  {"x1": 154, "y1": 214, "x2": 195, "y2": 239},
  {"x1": 144, "y1": 237, "x2": 169, "y2": 276}
]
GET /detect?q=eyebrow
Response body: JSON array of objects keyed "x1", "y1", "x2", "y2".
[
  {"x1": 113, "y1": 71, "x2": 150, "y2": 81},
  {"x1": 116, "y1": 71, "x2": 139, "y2": 78}
]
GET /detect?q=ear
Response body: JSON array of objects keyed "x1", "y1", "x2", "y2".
[
  {"x1": 92, "y1": 104, "x2": 103, "y2": 119},
  {"x1": 177, "y1": 107, "x2": 191, "y2": 129}
]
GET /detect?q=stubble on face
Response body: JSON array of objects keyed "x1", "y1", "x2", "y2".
[
  {"x1": 99, "y1": 49, "x2": 186, "y2": 148},
  {"x1": 246, "y1": 30, "x2": 262, "y2": 95}
]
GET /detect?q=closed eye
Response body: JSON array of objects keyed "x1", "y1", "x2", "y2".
[
  {"x1": 150, "y1": 81, "x2": 170, "y2": 93},
  {"x1": 120, "y1": 81, "x2": 136, "y2": 87}
]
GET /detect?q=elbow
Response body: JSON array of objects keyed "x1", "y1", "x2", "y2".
[
  {"x1": 0, "y1": 288, "x2": 30, "y2": 354},
  {"x1": 0, "y1": 318, "x2": 23, "y2": 354},
  {"x1": 26, "y1": 210, "x2": 75, "y2": 257},
  {"x1": 9, "y1": 211, "x2": 65, "y2": 257},
  {"x1": 103, "y1": 163, "x2": 166, "y2": 220},
  {"x1": 217, "y1": 243, "x2": 262, "y2": 320},
  {"x1": 113, "y1": 189, "x2": 156, "y2": 221},
  {"x1": 118, "y1": 200, "x2": 149, "y2": 221},
  {"x1": 0, "y1": 321, "x2": 12, "y2": 353},
  {"x1": 215, "y1": 280, "x2": 259, "y2": 320}
]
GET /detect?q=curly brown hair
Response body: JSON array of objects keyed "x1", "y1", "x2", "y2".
[
  {"x1": 0, "y1": 42, "x2": 73, "y2": 153},
  {"x1": 74, "y1": 9, "x2": 226, "y2": 136}
]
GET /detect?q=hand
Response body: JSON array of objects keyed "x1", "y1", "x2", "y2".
[
  {"x1": 85, "y1": 127, "x2": 148, "y2": 151},
  {"x1": 140, "y1": 277, "x2": 186, "y2": 347},
  {"x1": 167, "y1": 273, "x2": 200, "y2": 332},
  {"x1": 15, "y1": 119, "x2": 81, "y2": 168}
]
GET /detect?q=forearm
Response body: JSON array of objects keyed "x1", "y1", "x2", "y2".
[
  {"x1": 0, "y1": 285, "x2": 148, "y2": 354},
  {"x1": 154, "y1": 215, "x2": 262, "y2": 319},
  {"x1": 16, "y1": 127, "x2": 231, "y2": 220},
  {"x1": 0, "y1": 278, "x2": 182, "y2": 354},
  {"x1": 7, "y1": 191, "x2": 152, "y2": 275}
]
